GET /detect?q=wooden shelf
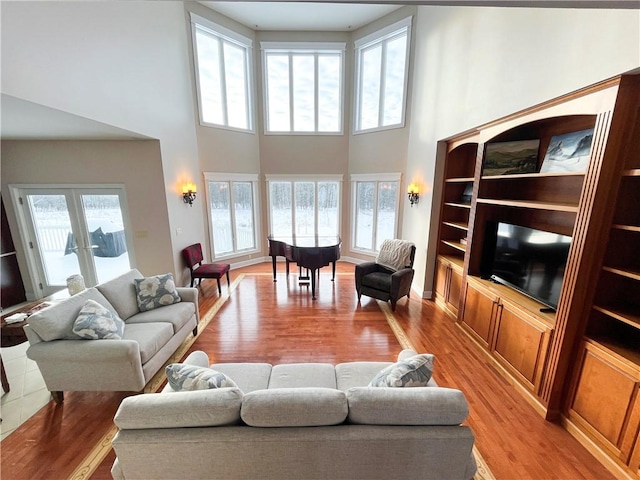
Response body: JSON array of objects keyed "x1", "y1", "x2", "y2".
[
  {"x1": 441, "y1": 240, "x2": 467, "y2": 252},
  {"x1": 445, "y1": 177, "x2": 475, "y2": 183},
  {"x1": 593, "y1": 304, "x2": 640, "y2": 330},
  {"x1": 612, "y1": 224, "x2": 640, "y2": 233},
  {"x1": 440, "y1": 254, "x2": 464, "y2": 269},
  {"x1": 602, "y1": 266, "x2": 640, "y2": 282},
  {"x1": 442, "y1": 221, "x2": 469, "y2": 231},
  {"x1": 444, "y1": 202, "x2": 472, "y2": 209},
  {"x1": 481, "y1": 171, "x2": 585, "y2": 181},
  {"x1": 476, "y1": 198, "x2": 579, "y2": 212},
  {"x1": 587, "y1": 335, "x2": 640, "y2": 367},
  {"x1": 622, "y1": 169, "x2": 640, "y2": 177}
]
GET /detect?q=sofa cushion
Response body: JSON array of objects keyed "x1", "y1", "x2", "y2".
[
  {"x1": 335, "y1": 362, "x2": 393, "y2": 391},
  {"x1": 268, "y1": 363, "x2": 336, "y2": 389},
  {"x1": 361, "y1": 271, "x2": 392, "y2": 291},
  {"x1": 241, "y1": 388, "x2": 348, "y2": 427},
  {"x1": 210, "y1": 363, "x2": 272, "y2": 393},
  {"x1": 134, "y1": 273, "x2": 181, "y2": 312},
  {"x1": 126, "y1": 302, "x2": 195, "y2": 334},
  {"x1": 28, "y1": 288, "x2": 118, "y2": 341},
  {"x1": 114, "y1": 388, "x2": 243, "y2": 429},
  {"x1": 96, "y1": 269, "x2": 144, "y2": 320},
  {"x1": 122, "y1": 322, "x2": 173, "y2": 364},
  {"x1": 72, "y1": 299, "x2": 125, "y2": 340},
  {"x1": 346, "y1": 387, "x2": 469, "y2": 426},
  {"x1": 369, "y1": 354, "x2": 435, "y2": 387},
  {"x1": 166, "y1": 364, "x2": 238, "y2": 391}
]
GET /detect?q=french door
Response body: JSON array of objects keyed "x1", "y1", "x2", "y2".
[{"x1": 12, "y1": 186, "x2": 134, "y2": 296}]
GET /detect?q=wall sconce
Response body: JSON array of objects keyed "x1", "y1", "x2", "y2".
[
  {"x1": 407, "y1": 183, "x2": 420, "y2": 207},
  {"x1": 182, "y1": 182, "x2": 197, "y2": 206}
]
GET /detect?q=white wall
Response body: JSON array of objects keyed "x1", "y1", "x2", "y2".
[
  {"x1": 1, "y1": 1, "x2": 203, "y2": 285},
  {"x1": 405, "y1": 6, "x2": 640, "y2": 297}
]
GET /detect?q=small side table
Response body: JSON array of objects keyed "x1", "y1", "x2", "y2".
[{"x1": 0, "y1": 319, "x2": 29, "y2": 393}]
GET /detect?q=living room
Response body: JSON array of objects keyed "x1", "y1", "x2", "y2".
[{"x1": 1, "y1": 1, "x2": 639, "y2": 479}]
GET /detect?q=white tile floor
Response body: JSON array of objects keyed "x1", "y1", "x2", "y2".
[{"x1": 1, "y1": 341, "x2": 51, "y2": 440}]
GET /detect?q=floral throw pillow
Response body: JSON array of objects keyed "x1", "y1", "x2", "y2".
[
  {"x1": 369, "y1": 354, "x2": 435, "y2": 387},
  {"x1": 166, "y1": 364, "x2": 238, "y2": 391},
  {"x1": 134, "y1": 273, "x2": 181, "y2": 312},
  {"x1": 72, "y1": 299, "x2": 125, "y2": 340}
]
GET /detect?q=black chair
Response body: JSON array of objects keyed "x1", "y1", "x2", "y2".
[{"x1": 355, "y1": 240, "x2": 416, "y2": 311}]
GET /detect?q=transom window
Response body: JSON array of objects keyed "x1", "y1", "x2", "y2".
[
  {"x1": 266, "y1": 175, "x2": 342, "y2": 237},
  {"x1": 354, "y1": 17, "x2": 412, "y2": 133},
  {"x1": 205, "y1": 173, "x2": 260, "y2": 258},
  {"x1": 351, "y1": 173, "x2": 400, "y2": 252},
  {"x1": 191, "y1": 13, "x2": 253, "y2": 131},
  {"x1": 261, "y1": 42, "x2": 345, "y2": 134}
]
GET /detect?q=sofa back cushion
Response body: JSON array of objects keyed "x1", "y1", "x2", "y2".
[
  {"x1": 346, "y1": 387, "x2": 469, "y2": 426},
  {"x1": 96, "y1": 269, "x2": 144, "y2": 320},
  {"x1": 241, "y1": 388, "x2": 348, "y2": 427},
  {"x1": 268, "y1": 363, "x2": 337, "y2": 389},
  {"x1": 114, "y1": 388, "x2": 243, "y2": 429},
  {"x1": 28, "y1": 288, "x2": 118, "y2": 341}
]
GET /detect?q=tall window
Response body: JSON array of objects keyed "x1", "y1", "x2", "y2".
[
  {"x1": 261, "y1": 42, "x2": 345, "y2": 134},
  {"x1": 267, "y1": 175, "x2": 342, "y2": 237},
  {"x1": 205, "y1": 173, "x2": 259, "y2": 258},
  {"x1": 354, "y1": 17, "x2": 412, "y2": 133},
  {"x1": 191, "y1": 13, "x2": 253, "y2": 131},
  {"x1": 351, "y1": 174, "x2": 400, "y2": 252}
]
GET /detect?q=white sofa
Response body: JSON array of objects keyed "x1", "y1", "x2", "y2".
[
  {"x1": 24, "y1": 269, "x2": 199, "y2": 403},
  {"x1": 111, "y1": 349, "x2": 477, "y2": 480}
]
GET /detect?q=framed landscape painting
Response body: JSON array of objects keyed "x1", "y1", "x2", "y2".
[
  {"x1": 539, "y1": 128, "x2": 594, "y2": 173},
  {"x1": 482, "y1": 139, "x2": 540, "y2": 177}
]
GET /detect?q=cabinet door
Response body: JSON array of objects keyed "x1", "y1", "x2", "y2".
[
  {"x1": 492, "y1": 299, "x2": 552, "y2": 393},
  {"x1": 568, "y1": 341, "x2": 640, "y2": 462},
  {"x1": 434, "y1": 257, "x2": 449, "y2": 301},
  {"x1": 447, "y1": 264, "x2": 463, "y2": 317},
  {"x1": 461, "y1": 280, "x2": 497, "y2": 348}
]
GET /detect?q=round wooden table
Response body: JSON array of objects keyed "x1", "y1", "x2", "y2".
[{"x1": 0, "y1": 318, "x2": 29, "y2": 392}]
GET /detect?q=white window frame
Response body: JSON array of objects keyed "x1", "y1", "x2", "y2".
[
  {"x1": 204, "y1": 173, "x2": 260, "y2": 260},
  {"x1": 261, "y1": 42, "x2": 346, "y2": 135},
  {"x1": 191, "y1": 13, "x2": 254, "y2": 133},
  {"x1": 353, "y1": 16, "x2": 412, "y2": 134},
  {"x1": 350, "y1": 173, "x2": 402, "y2": 254},
  {"x1": 265, "y1": 174, "x2": 343, "y2": 237}
]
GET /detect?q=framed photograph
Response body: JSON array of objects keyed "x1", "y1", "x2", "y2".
[
  {"x1": 482, "y1": 139, "x2": 540, "y2": 177},
  {"x1": 539, "y1": 128, "x2": 594, "y2": 173}
]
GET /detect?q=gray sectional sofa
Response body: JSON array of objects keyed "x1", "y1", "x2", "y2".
[
  {"x1": 24, "y1": 269, "x2": 199, "y2": 403},
  {"x1": 111, "y1": 349, "x2": 477, "y2": 480}
]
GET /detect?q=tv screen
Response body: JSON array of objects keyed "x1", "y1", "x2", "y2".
[{"x1": 488, "y1": 222, "x2": 572, "y2": 310}]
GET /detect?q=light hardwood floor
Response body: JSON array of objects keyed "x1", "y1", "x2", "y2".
[{"x1": 1, "y1": 262, "x2": 615, "y2": 479}]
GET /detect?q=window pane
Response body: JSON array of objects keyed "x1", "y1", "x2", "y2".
[
  {"x1": 294, "y1": 182, "x2": 315, "y2": 236},
  {"x1": 224, "y1": 41, "x2": 248, "y2": 129},
  {"x1": 270, "y1": 182, "x2": 292, "y2": 236},
  {"x1": 375, "y1": 182, "x2": 398, "y2": 250},
  {"x1": 318, "y1": 55, "x2": 341, "y2": 132},
  {"x1": 292, "y1": 55, "x2": 315, "y2": 132},
  {"x1": 318, "y1": 182, "x2": 339, "y2": 236},
  {"x1": 210, "y1": 182, "x2": 233, "y2": 256},
  {"x1": 266, "y1": 54, "x2": 290, "y2": 131},
  {"x1": 195, "y1": 30, "x2": 224, "y2": 125},
  {"x1": 355, "y1": 182, "x2": 374, "y2": 250},
  {"x1": 359, "y1": 44, "x2": 382, "y2": 131},
  {"x1": 233, "y1": 182, "x2": 254, "y2": 250},
  {"x1": 382, "y1": 34, "x2": 407, "y2": 127}
]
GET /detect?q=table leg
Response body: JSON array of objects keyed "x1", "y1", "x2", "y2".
[
  {"x1": 271, "y1": 255, "x2": 277, "y2": 282},
  {"x1": 332, "y1": 261, "x2": 336, "y2": 281},
  {"x1": 0, "y1": 356, "x2": 10, "y2": 393},
  {"x1": 311, "y1": 268, "x2": 317, "y2": 300}
]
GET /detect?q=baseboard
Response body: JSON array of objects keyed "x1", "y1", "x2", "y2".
[{"x1": 560, "y1": 416, "x2": 635, "y2": 480}]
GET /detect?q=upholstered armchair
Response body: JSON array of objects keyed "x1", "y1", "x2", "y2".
[{"x1": 355, "y1": 240, "x2": 416, "y2": 311}]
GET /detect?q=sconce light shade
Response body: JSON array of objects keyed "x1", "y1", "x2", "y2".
[
  {"x1": 407, "y1": 183, "x2": 420, "y2": 207},
  {"x1": 182, "y1": 182, "x2": 197, "y2": 206}
]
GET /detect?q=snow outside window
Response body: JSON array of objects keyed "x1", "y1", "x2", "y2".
[{"x1": 352, "y1": 175, "x2": 400, "y2": 252}]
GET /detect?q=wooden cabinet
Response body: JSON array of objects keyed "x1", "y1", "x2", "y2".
[
  {"x1": 432, "y1": 74, "x2": 640, "y2": 478},
  {"x1": 434, "y1": 255, "x2": 463, "y2": 318},
  {"x1": 461, "y1": 278, "x2": 552, "y2": 394}
]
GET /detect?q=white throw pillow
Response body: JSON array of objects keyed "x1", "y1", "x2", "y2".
[
  {"x1": 369, "y1": 354, "x2": 435, "y2": 387},
  {"x1": 166, "y1": 364, "x2": 238, "y2": 391},
  {"x1": 72, "y1": 299, "x2": 124, "y2": 340}
]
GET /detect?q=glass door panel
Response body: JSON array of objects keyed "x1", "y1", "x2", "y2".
[{"x1": 80, "y1": 194, "x2": 131, "y2": 284}]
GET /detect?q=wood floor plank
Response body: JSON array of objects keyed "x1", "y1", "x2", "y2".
[{"x1": 2, "y1": 261, "x2": 616, "y2": 480}]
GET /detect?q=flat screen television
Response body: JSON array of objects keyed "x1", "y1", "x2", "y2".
[{"x1": 486, "y1": 222, "x2": 572, "y2": 311}]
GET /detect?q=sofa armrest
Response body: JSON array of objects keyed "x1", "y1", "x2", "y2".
[
  {"x1": 176, "y1": 287, "x2": 199, "y2": 322},
  {"x1": 390, "y1": 268, "x2": 415, "y2": 298},
  {"x1": 27, "y1": 338, "x2": 141, "y2": 363}
]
